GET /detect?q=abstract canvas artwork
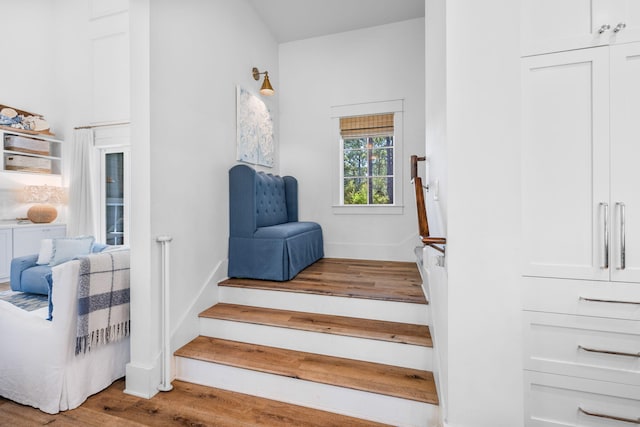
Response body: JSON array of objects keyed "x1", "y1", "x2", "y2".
[{"x1": 236, "y1": 86, "x2": 274, "y2": 167}]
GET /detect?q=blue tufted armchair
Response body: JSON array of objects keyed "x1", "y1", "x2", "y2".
[{"x1": 228, "y1": 164, "x2": 324, "y2": 281}]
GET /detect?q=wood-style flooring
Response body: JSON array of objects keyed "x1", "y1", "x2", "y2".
[
  {"x1": 0, "y1": 258, "x2": 430, "y2": 425},
  {"x1": 200, "y1": 303, "x2": 432, "y2": 346},
  {"x1": 0, "y1": 379, "x2": 389, "y2": 427},
  {"x1": 176, "y1": 336, "x2": 438, "y2": 405},
  {"x1": 219, "y1": 258, "x2": 426, "y2": 304}
]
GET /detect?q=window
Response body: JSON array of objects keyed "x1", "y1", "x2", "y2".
[
  {"x1": 104, "y1": 151, "x2": 126, "y2": 245},
  {"x1": 341, "y1": 114, "x2": 394, "y2": 205},
  {"x1": 93, "y1": 125, "x2": 130, "y2": 246},
  {"x1": 331, "y1": 99, "x2": 404, "y2": 214}
]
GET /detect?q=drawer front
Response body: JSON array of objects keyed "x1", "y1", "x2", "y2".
[
  {"x1": 523, "y1": 277, "x2": 640, "y2": 321},
  {"x1": 524, "y1": 311, "x2": 640, "y2": 386},
  {"x1": 525, "y1": 371, "x2": 640, "y2": 426}
]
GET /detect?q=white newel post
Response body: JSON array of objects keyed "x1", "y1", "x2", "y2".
[{"x1": 156, "y1": 235, "x2": 173, "y2": 392}]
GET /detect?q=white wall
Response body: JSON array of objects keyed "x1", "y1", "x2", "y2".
[
  {"x1": 125, "y1": 0, "x2": 279, "y2": 398},
  {"x1": 278, "y1": 19, "x2": 426, "y2": 261},
  {"x1": 0, "y1": 1, "x2": 94, "y2": 221},
  {"x1": 430, "y1": 1, "x2": 523, "y2": 426},
  {"x1": 424, "y1": 1, "x2": 449, "y2": 421}
]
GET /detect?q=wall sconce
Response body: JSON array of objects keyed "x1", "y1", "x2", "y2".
[
  {"x1": 23, "y1": 185, "x2": 67, "y2": 223},
  {"x1": 252, "y1": 67, "x2": 275, "y2": 96}
]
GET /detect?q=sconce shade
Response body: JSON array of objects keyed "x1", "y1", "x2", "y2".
[
  {"x1": 260, "y1": 74, "x2": 274, "y2": 96},
  {"x1": 252, "y1": 67, "x2": 275, "y2": 96},
  {"x1": 27, "y1": 204, "x2": 57, "y2": 223}
]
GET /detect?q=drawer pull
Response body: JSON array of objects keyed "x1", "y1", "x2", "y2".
[
  {"x1": 579, "y1": 296, "x2": 640, "y2": 305},
  {"x1": 579, "y1": 407, "x2": 640, "y2": 424},
  {"x1": 578, "y1": 345, "x2": 640, "y2": 358}
]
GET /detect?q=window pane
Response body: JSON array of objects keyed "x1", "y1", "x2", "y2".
[
  {"x1": 343, "y1": 149, "x2": 368, "y2": 177},
  {"x1": 343, "y1": 138, "x2": 366, "y2": 150},
  {"x1": 371, "y1": 147, "x2": 393, "y2": 176},
  {"x1": 343, "y1": 178, "x2": 368, "y2": 204},
  {"x1": 372, "y1": 176, "x2": 393, "y2": 204},
  {"x1": 371, "y1": 136, "x2": 393, "y2": 148},
  {"x1": 105, "y1": 152, "x2": 125, "y2": 245}
]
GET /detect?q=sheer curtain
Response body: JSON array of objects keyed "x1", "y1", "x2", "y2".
[{"x1": 67, "y1": 129, "x2": 98, "y2": 237}]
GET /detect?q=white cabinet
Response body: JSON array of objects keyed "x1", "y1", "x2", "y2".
[
  {"x1": 525, "y1": 371, "x2": 640, "y2": 426},
  {"x1": 12, "y1": 225, "x2": 66, "y2": 258},
  {"x1": 1, "y1": 130, "x2": 62, "y2": 175},
  {"x1": 610, "y1": 42, "x2": 640, "y2": 283},
  {"x1": 521, "y1": 21, "x2": 640, "y2": 424},
  {"x1": 522, "y1": 42, "x2": 640, "y2": 283},
  {"x1": 0, "y1": 229, "x2": 12, "y2": 281},
  {"x1": 522, "y1": 0, "x2": 640, "y2": 56}
]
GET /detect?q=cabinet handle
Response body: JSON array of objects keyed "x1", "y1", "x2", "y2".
[
  {"x1": 601, "y1": 202, "x2": 609, "y2": 269},
  {"x1": 617, "y1": 202, "x2": 626, "y2": 270},
  {"x1": 579, "y1": 296, "x2": 640, "y2": 305},
  {"x1": 613, "y1": 22, "x2": 627, "y2": 33},
  {"x1": 578, "y1": 345, "x2": 640, "y2": 359},
  {"x1": 579, "y1": 407, "x2": 640, "y2": 424},
  {"x1": 598, "y1": 24, "x2": 611, "y2": 34}
]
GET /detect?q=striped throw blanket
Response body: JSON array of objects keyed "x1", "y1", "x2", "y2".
[{"x1": 75, "y1": 250, "x2": 130, "y2": 355}]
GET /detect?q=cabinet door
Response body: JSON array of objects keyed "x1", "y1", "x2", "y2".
[
  {"x1": 0, "y1": 229, "x2": 12, "y2": 281},
  {"x1": 522, "y1": 48, "x2": 610, "y2": 281},
  {"x1": 522, "y1": 0, "x2": 640, "y2": 56},
  {"x1": 610, "y1": 42, "x2": 640, "y2": 283},
  {"x1": 522, "y1": 0, "x2": 611, "y2": 55},
  {"x1": 608, "y1": 0, "x2": 640, "y2": 46},
  {"x1": 12, "y1": 225, "x2": 66, "y2": 258}
]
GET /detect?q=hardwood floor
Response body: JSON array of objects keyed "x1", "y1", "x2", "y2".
[
  {"x1": 176, "y1": 337, "x2": 438, "y2": 405},
  {"x1": 0, "y1": 379, "x2": 390, "y2": 426},
  {"x1": 200, "y1": 303, "x2": 432, "y2": 346},
  {"x1": 219, "y1": 258, "x2": 427, "y2": 304},
  {"x1": 0, "y1": 258, "x2": 431, "y2": 425},
  {"x1": 0, "y1": 282, "x2": 10, "y2": 292}
]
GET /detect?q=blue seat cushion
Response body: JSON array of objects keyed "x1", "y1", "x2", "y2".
[
  {"x1": 254, "y1": 222, "x2": 321, "y2": 239},
  {"x1": 20, "y1": 264, "x2": 53, "y2": 295}
]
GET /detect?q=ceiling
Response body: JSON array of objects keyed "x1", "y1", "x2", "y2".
[{"x1": 247, "y1": 0, "x2": 425, "y2": 43}]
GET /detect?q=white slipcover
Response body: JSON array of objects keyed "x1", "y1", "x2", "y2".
[{"x1": 0, "y1": 253, "x2": 130, "y2": 414}]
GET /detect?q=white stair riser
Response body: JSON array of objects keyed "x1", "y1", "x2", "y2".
[
  {"x1": 219, "y1": 286, "x2": 430, "y2": 325},
  {"x1": 199, "y1": 318, "x2": 433, "y2": 371},
  {"x1": 176, "y1": 357, "x2": 439, "y2": 427}
]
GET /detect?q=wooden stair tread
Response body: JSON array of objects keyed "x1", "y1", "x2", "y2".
[
  {"x1": 220, "y1": 258, "x2": 427, "y2": 304},
  {"x1": 201, "y1": 303, "x2": 432, "y2": 347},
  {"x1": 77, "y1": 378, "x2": 392, "y2": 427},
  {"x1": 175, "y1": 336, "x2": 439, "y2": 405}
]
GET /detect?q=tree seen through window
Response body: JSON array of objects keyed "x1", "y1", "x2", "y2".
[{"x1": 343, "y1": 135, "x2": 394, "y2": 204}]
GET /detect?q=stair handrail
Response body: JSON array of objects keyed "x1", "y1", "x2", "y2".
[{"x1": 411, "y1": 155, "x2": 446, "y2": 253}]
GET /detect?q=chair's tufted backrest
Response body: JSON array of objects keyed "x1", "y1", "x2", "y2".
[{"x1": 255, "y1": 171, "x2": 288, "y2": 227}]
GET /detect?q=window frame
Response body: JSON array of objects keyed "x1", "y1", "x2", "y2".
[{"x1": 330, "y1": 100, "x2": 404, "y2": 215}]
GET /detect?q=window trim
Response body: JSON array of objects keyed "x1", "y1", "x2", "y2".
[{"x1": 330, "y1": 100, "x2": 404, "y2": 215}]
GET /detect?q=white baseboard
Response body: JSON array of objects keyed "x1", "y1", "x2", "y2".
[
  {"x1": 171, "y1": 258, "x2": 227, "y2": 352},
  {"x1": 124, "y1": 358, "x2": 161, "y2": 399}
]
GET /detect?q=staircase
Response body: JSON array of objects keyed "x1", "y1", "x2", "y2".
[{"x1": 174, "y1": 258, "x2": 439, "y2": 426}]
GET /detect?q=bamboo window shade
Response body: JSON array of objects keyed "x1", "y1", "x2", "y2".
[{"x1": 340, "y1": 113, "x2": 394, "y2": 138}]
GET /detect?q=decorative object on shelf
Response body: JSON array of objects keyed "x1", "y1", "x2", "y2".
[
  {"x1": 23, "y1": 185, "x2": 67, "y2": 223},
  {"x1": 251, "y1": 67, "x2": 275, "y2": 96},
  {"x1": 236, "y1": 86, "x2": 274, "y2": 167},
  {"x1": 0, "y1": 104, "x2": 52, "y2": 135}
]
